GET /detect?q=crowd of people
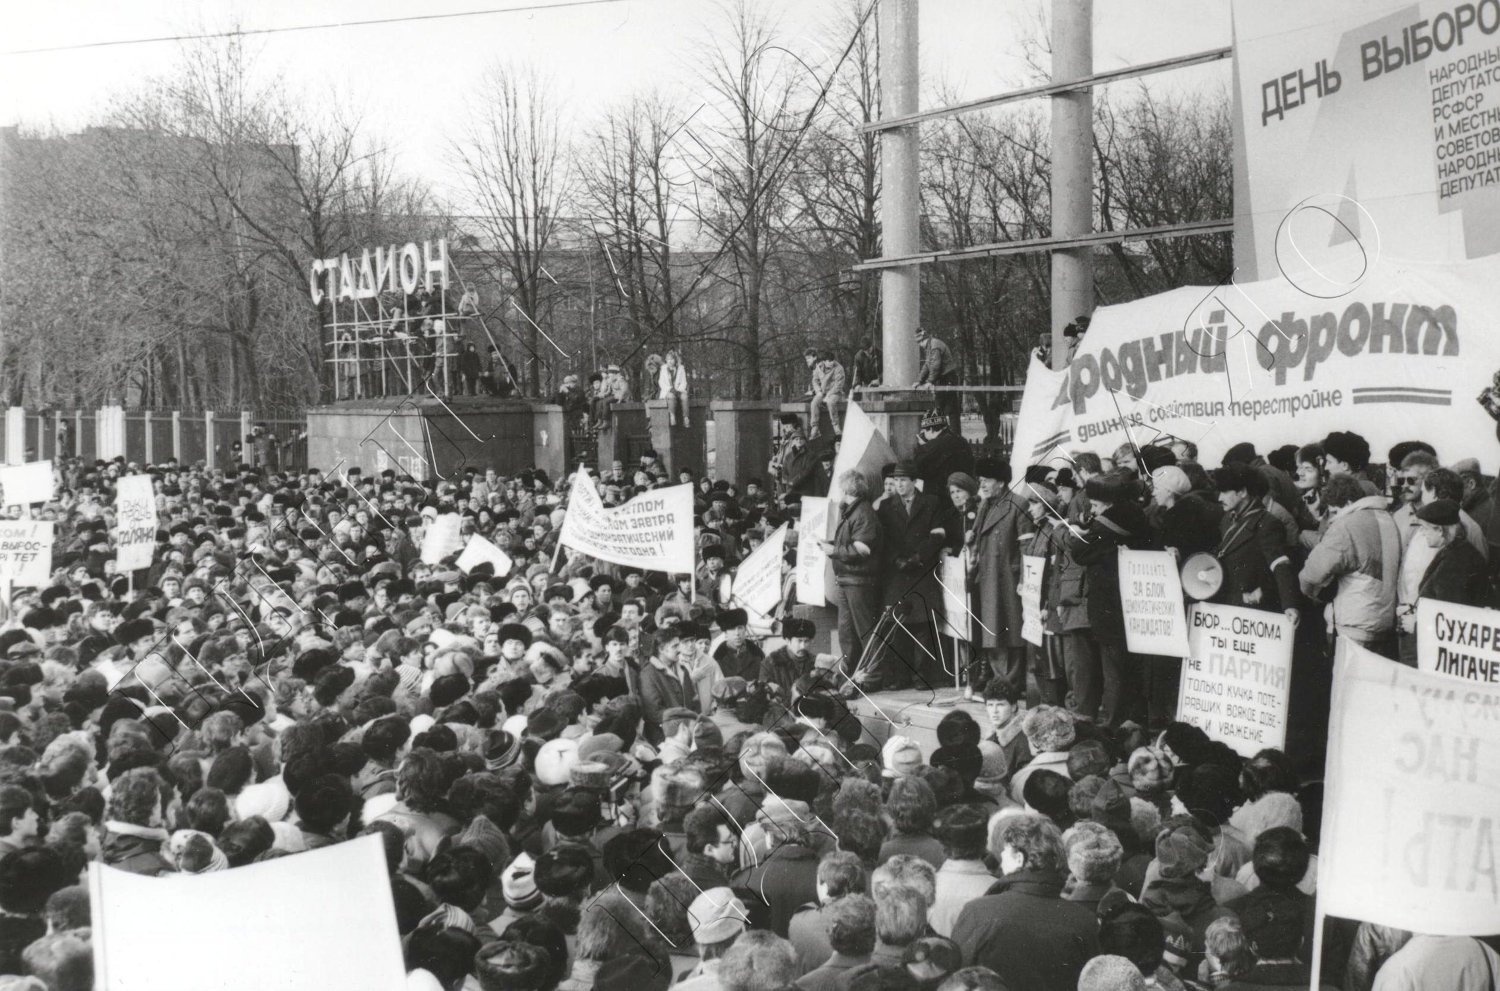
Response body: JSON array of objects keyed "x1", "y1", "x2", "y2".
[{"x1": 0, "y1": 404, "x2": 1489, "y2": 991}]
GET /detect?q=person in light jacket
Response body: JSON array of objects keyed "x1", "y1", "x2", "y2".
[
  {"x1": 658, "y1": 350, "x2": 691, "y2": 428},
  {"x1": 1298, "y1": 473, "x2": 1402, "y2": 657}
]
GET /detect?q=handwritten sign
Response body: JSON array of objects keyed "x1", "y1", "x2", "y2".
[
  {"x1": 796, "y1": 496, "x2": 829, "y2": 607},
  {"x1": 1416, "y1": 597, "x2": 1500, "y2": 683},
  {"x1": 733, "y1": 524, "x2": 788, "y2": 622},
  {"x1": 456, "y1": 534, "x2": 513, "y2": 578},
  {"x1": 1021, "y1": 554, "x2": 1045, "y2": 646},
  {"x1": 0, "y1": 461, "x2": 53, "y2": 506},
  {"x1": 115, "y1": 475, "x2": 157, "y2": 573},
  {"x1": 0, "y1": 521, "x2": 53, "y2": 587},
  {"x1": 1118, "y1": 548, "x2": 1190, "y2": 655},
  {"x1": 1178, "y1": 602, "x2": 1292, "y2": 757},
  {"x1": 558, "y1": 473, "x2": 694, "y2": 574},
  {"x1": 1319, "y1": 638, "x2": 1500, "y2": 935}
]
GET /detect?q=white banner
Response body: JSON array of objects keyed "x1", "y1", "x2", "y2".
[
  {"x1": 456, "y1": 533, "x2": 514, "y2": 578},
  {"x1": 1021, "y1": 554, "x2": 1045, "y2": 647},
  {"x1": 1118, "y1": 549, "x2": 1191, "y2": 656},
  {"x1": 1319, "y1": 638, "x2": 1500, "y2": 935},
  {"x1": 1235, "y1": 0, "x2": 1500, "y2": 280},
  {"x1": 795, "y1": 497, "x2": 830, "y2": 607},
  {"x1": 939, "y1": 551, "x2": 968, "y2": 642},
  {"x1": 1011, "y1": 254, "x2": 1500, "y2": 472},
  {"x1": 0, "y1": 522, "x2": 53, "y2": 588},
  {"x1": 732, "y1": 524, "x2": 788, "y2": 622},
  {"x1": 1416, "y1": 597, "x2": 1500, "y2": 683},
  {"x1": 91, "y1": 834, "x2": 405, "y2": 991},
  {"x1": 0, "y1": 461, "x2": 53, "y2": 507},
  {"x1": 420, "y1": 514, "x2": 464, "y2": 565},
  {"x1": 115, "y1": 474, "x2": 157, "y2": 573},
  {"x1": 559, "y1": 473, "x2": 695, "y2": 574},
  {"x1": 1179, "y1": 602, "x2": 1293, "y2": 757}
]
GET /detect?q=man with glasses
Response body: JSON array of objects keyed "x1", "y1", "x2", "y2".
[{"x1": 1390, "y1": 450, "x2": 1440, "y2": 549}]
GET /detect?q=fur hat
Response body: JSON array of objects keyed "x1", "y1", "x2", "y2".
[
  {"x1": 881, "y1": 735, "x2": 924, "y2": 779},
  {"x1": 1078, "y1": 955, "x2": 1146, "y2": 991},
  {"x1": 975, "y1": 458, "x2": 1011, "y2": 483},
  {"x1": 717, "y1": 608, "x2": 748, "y2": 630},
  {"x1": 569, "y1": 761, "x2": 610, "y2": 792},
  {"x1": 535, "y1": 846, "x2": 594, "y2": 897},
  {"x1": 1021, "y1": 705, "x2": 1076, "y2": 754},
  {"x1": 687, "y1": 887, "x2": 749, "y2": 945},
  {"x1": 780, "y1": 617, "x2": 815, "y2": 640},
  {"x1": 1155, "y1": 822, "x2": 1212, "y2": 880},
  {"x1": 577, "y1": 733, "x2": 625, "y2": 760},
  {"x1": 1127, "y1": 746, "x2": 1175, "y2": 794},
  {"x1": 534, "y1": 738, "x2": 580, "y2": 787}
]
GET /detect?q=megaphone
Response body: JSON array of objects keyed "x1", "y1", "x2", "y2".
[
  {"x1": 1181, "y1": 552, "x2": 1224, "y2": 601},
  {"x1": 717, "y1": 573, "x2": 734, "y2": 607}
]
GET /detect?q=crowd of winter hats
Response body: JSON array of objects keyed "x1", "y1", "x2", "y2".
[{"x1": 0, "y1": 444, "x2": 1402, "y2": 991}]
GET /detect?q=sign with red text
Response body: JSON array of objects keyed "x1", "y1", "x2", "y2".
[
  {"x1": 1319, "y1": 638, "x2": 1500, "y2": 935},
  {"x1": 1119, "y1": 549, "x2": 1190, "y2": 655},
  {"x1": 1179, "y1": 602, "x2": 1293, "y2": 757}
]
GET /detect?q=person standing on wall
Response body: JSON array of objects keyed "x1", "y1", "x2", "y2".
[{"x1": 913, "y1": 328, "x2": 961, "y2": 433}]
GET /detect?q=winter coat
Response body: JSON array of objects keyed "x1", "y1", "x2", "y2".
[
  {"x1": 1216, "y1": 502, "x2": 1300, "y2": 612},
  {"x1": 913, "y1": 430, "x2": 975, "y2": 502},
  {"x1": 638, "y1": 658, "x2": 698, "y2": 727},
  {"x1": 1045, "y1": 517, "x2": 1090, "y2": 633},
  {"x1": 1299, "y1": 495, "x2": 1402, "y2": 639},
  {"x1": 877, "y1": 492, "x2": 948, "y2": 622},
  {"x1": 102, "y1": 828, "x2": 171, "y2": 876},
  {"x1": 950, "y1": 868, "x2": 1099, "y2": 991},
  {"x1": 968, "y1": 490, "x2": 1028, "y2": 648},
  {"x1": 1158, "y1": 493, "x2": 1222, "y2": 558},
  {"x1": 828, "y1": 498, "x2": 882, "y2": 585},
  {"x1": 1418, "y1": 536, "x2": 1493, "y2": 607},
  {"x1": 732, "y1": 841, "x2": 821, "y2": 937},
  {"x1": 1069, "y1": 502, "x2": 1160, "y2": 644}
]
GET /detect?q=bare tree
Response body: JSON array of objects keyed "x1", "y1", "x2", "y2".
[
  {"x1": 452, "y1": 64, "x2": 571, "y2": 395},
  {"x1": 689, "y1": 0, "x2": 804, "y2": 398}
]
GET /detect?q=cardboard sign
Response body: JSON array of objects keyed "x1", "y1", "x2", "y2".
[
  {"x1": 0, "y1": 521, "x2": 53, "y2": 587},
  {"x1": 1021, "y1": 554, "x2": 1045, "y2": 647},
  {"x1": 115, "y1": 474, "x2": 158, "y2": 573},
  {"x1": 0, "y1": 460, "x2": 53, "y2": 506},
  {"x1": 939, "y1": 551, "x2": 969, "y2": 642},
  {"x1": 1416, "y1": 597, "x2": 1500, "y2": 684},
  {"x1": 1178, "y1": 602, "x2": 1293, "y2": 757},
  {"x1": 91, "y1": 834, "x2": 405, "y2": 991},
  {"x1": 456, "y1": 533, "x2": 514, "y2": 578},
  {"x1": 558, "y1": 472, "x2": 695, "y2": 574},
  {"x1": 796, "y1": 496, "x2": 830, "y2": 607},
  {"x1": 1319, "y1": 638, "x2": 1500, "y2": 935},
  {"x1": 1118, "y1": 548, "x2": 1190, "y2": 656}
]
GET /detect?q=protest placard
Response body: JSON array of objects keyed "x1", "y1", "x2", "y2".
[
  {"x1": 91, "y1": 834, "x2": 405, "y2": 991},
  {"x1": 0, "y1": 521, "x2": 53, "y2": 588},
  {"x1": 1178, "y1": 602, "x2": 1292, "y2": 757},
  {"x1": 1021, "y1": 554, "x2": 1045, "y2": 646},
  {"x1": 420, "y1": 513, "x2": 464, "y2": 565},
  {"x1": 114, "y1": 474, "x2": 157, "y2": 573},
  {"x1": 939, "y1": 551, "x2": 969, "y2": 642},
  {"x1": 559, "y1": 472, "x2": 695, "y2": 574},
  {"x1": 796, "y1": 496, "x2": 829, "y2": 607},
  {"x1": 456, "y1": 533, "x2": 514, "y2": 578},
  {"x1": 733, "y1": 524, "x2": 787, "y2": 622},
  {"x1": 1118, "y1": 548, "x2": 1190, "y2": 655},
  {"x1": 1416, "y1": 597, "x2": 1500, "y2": 684},
  {"x1": 0, "y1": 460, "x2": 53, "y2": 507},
  {"x1": 1319, "y1": 638, "x2": 1500, "y2": 935}
]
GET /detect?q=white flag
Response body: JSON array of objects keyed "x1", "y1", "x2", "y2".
[
  {"x1": 456, "y1": 534, "x2": 514, "y2": 578},
  {"x1": 0, "y1": 460, "x2": 53, "y2": 506}
]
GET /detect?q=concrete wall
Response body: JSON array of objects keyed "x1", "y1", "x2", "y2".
[{"x1": 307, "y1": 400, "x2": 566, "y2": 480}]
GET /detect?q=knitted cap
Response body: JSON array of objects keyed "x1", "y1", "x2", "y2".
[{"x1": 501, "y1": 852, "x2": 543, "y2": 911}]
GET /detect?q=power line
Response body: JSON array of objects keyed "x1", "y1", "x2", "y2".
[{"x1": 3, "y1": 0, "x2": 635, "y2": 56}]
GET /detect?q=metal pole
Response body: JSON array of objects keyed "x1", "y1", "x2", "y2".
[
  {"x1": 879, "y1": 0, "x2": 920, "y2": 387},
  {"x1": 1051, "y1": 0, "x2": 1094, "y2": 371}
]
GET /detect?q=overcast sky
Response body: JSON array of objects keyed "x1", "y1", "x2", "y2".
[{"x1": 1, "y1": 0, "x2": 1232, "y2": 200}]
